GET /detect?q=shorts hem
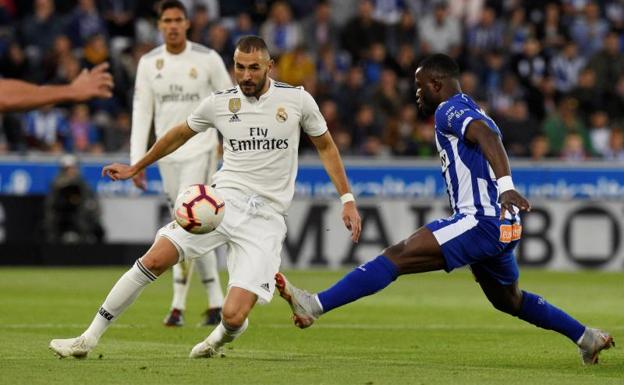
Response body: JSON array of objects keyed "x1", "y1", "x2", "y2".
[
  {"x1": 228, "y1": 281, "x2": 273, "y2": 305},
  {"x1": 158, "y1": 233, "x2": 185, "y2": 263}
]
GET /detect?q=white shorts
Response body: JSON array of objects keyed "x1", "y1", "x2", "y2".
[
  {"x1": 157, "y1": 187, "x2": 286, "y2": 304},
  {"x1": 158, "y1": 150, "x2": 218, "y2": 209}
]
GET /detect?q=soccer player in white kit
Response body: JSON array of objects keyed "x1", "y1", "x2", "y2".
[
  {"x1": 49, "y1": 35, "x2": 362, "y2": 359},
  {"x1": 131, "y1": 1, "x2": 232, "y2": 326}
]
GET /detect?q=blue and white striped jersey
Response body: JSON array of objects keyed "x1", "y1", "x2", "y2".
[{"x1": 434, "y1": 93, "x2": 501, "y2": 218}]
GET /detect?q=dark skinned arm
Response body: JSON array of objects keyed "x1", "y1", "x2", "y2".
[{"x1": 464, "y1": 120, "x2": 531, "y2": 219}]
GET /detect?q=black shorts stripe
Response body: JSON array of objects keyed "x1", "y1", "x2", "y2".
[{"x1": 136, "y1": 260, "x2": 157, "y2": 281}]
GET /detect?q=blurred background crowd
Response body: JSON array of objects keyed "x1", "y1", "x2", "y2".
[{"x1": 1, "y1": 0, "x2": 624, "y2": 160}]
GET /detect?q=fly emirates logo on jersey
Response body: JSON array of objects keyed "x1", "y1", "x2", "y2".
[
  {"x1": 228, "y1": 126, "x2": 289, "y2": 152},
  {"x1": 158, "y1": 84, "x2": 201, "y2": 104}
]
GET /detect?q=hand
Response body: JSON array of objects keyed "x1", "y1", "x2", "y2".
[
  {"x1": 70, "y1": 62, "x2": 114, "y2": 101},
  {"x1": 132, "y1": 170, "x2": 147, "y2": 191},
  {"x1": 499, "y1": 190, "x2": 531, "y2": 220},
  {"x1": 102, "y1": 163, "x2": 137, "y2": 181},
  {"x1": 342, "y1": 201, "x2": 362, "y2": 243}
]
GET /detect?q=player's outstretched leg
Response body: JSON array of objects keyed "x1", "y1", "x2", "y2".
[
  {"x1": 275, "y1": 255, "x2": 399, "y2": 328},
  {"x1": 195, "y1": 252, "x2": 224, "y2": 326},
  {"x1": 49, "y1": 237, "x2": 179, "y2": 358},
  {"x1": 164, "y1": 261, "x2": 191, "y2": 327},
  {"x1": 189, "y1": 287, "x2": 255, "y2": 358},
  {"x1": 472, "y1": 266, "x2": 614, "y2": 365}
]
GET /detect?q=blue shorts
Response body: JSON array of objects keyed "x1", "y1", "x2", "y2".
[{"x1": 425, "y1": 214, "x2": 520, "y2": 286}]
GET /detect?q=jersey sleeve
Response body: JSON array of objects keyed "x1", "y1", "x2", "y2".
[
  {"x1": 187, "y1": 93, "x2": 216, "y2": 133},
  {"x1": 207, "y1": 51, "x2": 233, "y2": 90},
  {"x1": 300, "y1": 89, "x2": 328, "y2": 137},
  {"x1": 435, "y1": 101, "x2": 490, "y2": 141},
  {"x1": 130, "y1": 56, "x2": 154, "y2": 165}
]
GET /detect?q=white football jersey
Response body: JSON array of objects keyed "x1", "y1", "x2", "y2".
[
  {"x1": 187, "y1": 79, "x2": 328, "y2": 213},
  {"x1": 131, "y1": 42, "x2": 232, "y2": 164}
]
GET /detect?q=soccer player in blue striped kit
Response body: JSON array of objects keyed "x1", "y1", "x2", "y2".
[{"x1": 276, "y1": 53, "x2": 614, "y2": 365}]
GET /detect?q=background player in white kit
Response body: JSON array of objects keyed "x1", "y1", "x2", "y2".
[
  {"x1": 49, "y1": 35, "x2": 362, "y2": 359},
  {"x1": 131, "y1": 1, "x2": 232, "y2": 326}
]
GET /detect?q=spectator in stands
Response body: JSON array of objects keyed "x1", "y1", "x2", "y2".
[
  {"x1": 23, "y1": 105, "x2": 68, "y2": 153},
  {"x1": 276, "y1": 45, "x2": 316, "y2": 87},
  {"x1": 42, "y1": 35, "x2": 74, "y2": 83},
  {"x1": 530, "y1": 134, "x2": 553, "y2": 161},
  {"x1": 535, "y1": 2, "x2": 567, "y2": 56},
  {"x1": 301, "y1": 1, "x2": 338, "y2": 55},
  {"x1": 496, "y1": 100, "x2": 541, "y2": 157},
  {"x1": 587, "y1": 31, "x2": 624, "y2": 95},
  {"x1": 606, "y1": 74, "x2": 624, "y2": 121},
  {"x1": 384, "y1": 103, "x2": 417, "y2": 156},
  {"x1": 588, "y1": 110, "x2": 611, "y2": 157},
  {"x1": 66, "y1": 104, "x2": 101, "y2": 153},
  {"x1": 43, "y1": 154, "x2": 105, "y2": 243},
  {"x1": 481, "y1": 50, "x2": 506, "y2": 98},
  {"x1": 341, "y1": 0, "x2": 386, "y2": 62},
  {"x1": 604, "y1": 127, "x2": 624, "y2": 160},
  {"x1": 229, "y1": 13, "x2": 258, "y2": 47},
  {"x1": 418, "y1": 1, "x2": 461, "y2": 57},
  {"x1": 362, "y1": 42, "x2": 399, "y2": 85},
  {"x1": 488, "y1": 73, "x2": 524, "y2": 117},
  {"x1": 459, "y1": 70, "x2": 486, "y2": 102},
  {"x1": 206, "y1": 23, "x2": 234, "y2": 68},
  {"x1": 560, "y1": 132, "x2": 588, "y2": 161},
  {"x1": 101, "y1": 0, "x2": 137, "y2": 39},
  {"x1": 465, "y1": 6, "x2": 504, "y2": 65},
  {"x1": 351, "y1": 104, "x2": 384, "y2": 155},
  {"x1": 543, "y1": 97, "x2": 591, "y2": 155},
  {"x1": 316, "y1": 44, "x2": 349, "y2": 98},
  {"x1": 188, "y1": 4, "x2": 212, "y2": 46},
  {"x1": 320, "y1": 99, "x2": 351, "y2": 153},
  {"x1": 0, "y1": 42, "x2": 30, "y2": 80},
  {"x1": 550, "y1": 40, "x2": 586, "y2": 94},
  {"x1": 260, "y1": 1, "x2": 302, "y2": 57},
  {"x1": 386, "y1": 9, "x2": 417, "y2": 57},
  {"x1": 19, "y1": 0, "x2": 64, "y2": 63},
  {"x1": 569, "y1": 67, "x2": 604, "y2": 124},
  {"x1": 372, "y1": 0, "x2": 406, "y2": 26},
  {"x1": 504, "y1": 7, "x2": 530, "y2": 55},
  {"x1": 371, "y1": 68, "x2": 403, "y2": 122},
  {"x1": 334, "y1": 66, "x2": 371, "y2": 125},
  {"x1": 102, "y1": 110, "x2": 130, "y2": 152},
  {"x1": 82, "y1": 34, "x2": 110, "y2": 67},
  {"x1": 569, "y1": 3, "x2": 609, "y2": 58},
  {"x1": 66, "y1": 0, "x2": 108, "y2": 47}
]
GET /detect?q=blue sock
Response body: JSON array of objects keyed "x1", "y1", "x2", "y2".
[
  {"x1": 317, "y1": 255, "x2": 399, "y2": 313},
  {"x1": 517, "y1": 291, "x2": 586, "y2": 343}
]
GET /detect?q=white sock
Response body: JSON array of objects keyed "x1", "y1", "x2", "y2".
[
  {"x1": 206, "y1": 319, "x2": 249, "y2": 348},
  {"x1": 170, "y1": 262, "x2": 189, "y2": 311},
  {"x1": 195, "y1": 253, "x2": 224, "y2": 308},
  {"x1": 82, "y1": 260, "x2": 157, "y2": 343}
]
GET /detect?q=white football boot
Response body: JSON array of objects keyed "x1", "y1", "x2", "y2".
[
  {"x1": 577, "y1": 328, "x2": 615, "y2": 365},
  {"x1": 49, "y1": 335, "x2": 95, "y2": 359},
  {"x1": 189, "y1": 339, "x2": 224, "y2": 358},
  {"x1": 274, "y1": 272, "x2": 322, "y2": 329}
]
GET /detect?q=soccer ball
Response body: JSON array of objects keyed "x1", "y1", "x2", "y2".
[{"x1": 174, "y1": 184, "x2": 225, "y2": 234}]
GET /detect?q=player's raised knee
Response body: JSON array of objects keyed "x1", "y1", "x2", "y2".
[{"x1": 220, "y1": 308, "x2": 246, "y2": 329}]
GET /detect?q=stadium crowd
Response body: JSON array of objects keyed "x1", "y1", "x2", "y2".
[{"x1": 1, "y1": 0, "x2": 624, "y2": 160}]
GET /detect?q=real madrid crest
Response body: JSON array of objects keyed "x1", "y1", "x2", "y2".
[
  {"x1": 189, "y1": 67, "x2": 198, "y2": 79},
  {"x1": 276, "y1": 107, "x2": 288, "y2": 123},
  {"x1": 156, "y1": 58, "x2": 164, "y2": 70}
]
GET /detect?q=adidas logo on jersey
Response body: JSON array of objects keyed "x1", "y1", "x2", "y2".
[
  {"x1": 260, "y1": 282, "x2": 270, "y2": 292},
  {"x1": 229, "y1": 114, "x2": 241, "y2": 122}
]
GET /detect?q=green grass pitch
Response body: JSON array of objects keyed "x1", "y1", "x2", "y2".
[{"x1": 0, "y1": 267, "x2": 621, "y2": 385}]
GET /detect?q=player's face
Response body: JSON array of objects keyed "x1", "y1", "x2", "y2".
[
  {"x1": 414, "y1": 67, "x2": 438, "y2": 116},
  {"x1": 234, "y1": 49, "x2": 273, "y2": 97},
  {"x1": 158, "y1": 8, "x2": 190, "y2": 47}
]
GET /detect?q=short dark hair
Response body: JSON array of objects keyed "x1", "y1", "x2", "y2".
[
  {"x1": 419, "y1": 53, "x2": 460, "y2": 79},
  {"x1": 235, "y1": 35, "x2": 269, "y2": 54},
  {"x1": 159, "y1": 0, "x2": 188, "y2": 19}
]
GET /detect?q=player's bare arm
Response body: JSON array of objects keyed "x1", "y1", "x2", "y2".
[
  {"x1": 0, "y1": 63, "x2": 113, "y2": 112},
  {"x1": 464, "y1": 120, "x2": 531, "y2": 219},
  {"x1": 308, "y1": 131, "x2": 362, "y2": 242},
  {"x1": 103, "y1": 122, "x2": 197, "y2": 180}
]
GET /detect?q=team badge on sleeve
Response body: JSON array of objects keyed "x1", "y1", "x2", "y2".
[
  {"x1": 276, "y1": 107, "x2": 288, "y2": 123},
  {"x1": 189, "y1": 67, "x2": 198, "y2": 79}
]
